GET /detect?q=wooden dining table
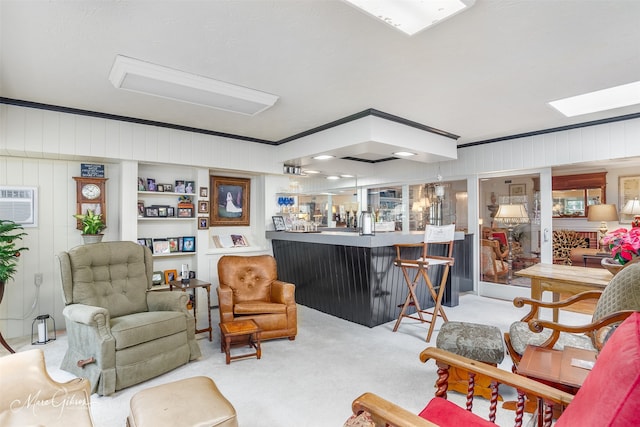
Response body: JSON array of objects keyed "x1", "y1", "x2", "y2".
[{"x1": 515, "y1": 263, "x2": 613, "y2": 321}]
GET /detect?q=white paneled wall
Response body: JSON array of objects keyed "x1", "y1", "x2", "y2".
[{"x1": 2, "y1": 102, "x2": 640, "y2": 339}]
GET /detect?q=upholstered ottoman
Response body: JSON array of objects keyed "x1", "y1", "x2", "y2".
[
  {"x1": 435, "y1": 321, "x2": 505, "y2": 400},
  {"x1": 127, "y1": 376, "x2": 238, "y2": 427}
]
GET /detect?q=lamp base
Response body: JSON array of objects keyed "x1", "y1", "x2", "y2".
[{"x1": 633, "y1": 215, "x2": 640, "y2": 228}]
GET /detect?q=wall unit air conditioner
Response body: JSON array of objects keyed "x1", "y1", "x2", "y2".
[{"x1": 0, "y1": 186, "x2": 38, "y2": 227}]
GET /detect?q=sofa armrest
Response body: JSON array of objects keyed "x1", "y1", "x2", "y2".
[
  {"x1": 271, "y1": 280, "x2": 295, "y2": 305},
  {"x1": 351, "y1": 393, "x2": 438, "y2": 427},
  {"x1": 217, "y1": 285, "x2": 235, "y2": 323},
  {"x1": 63, "y1": 303, "x2": 111, "y2": 329},
  {"x1": 146, "y1": 290, "x2": 189, "y2": 313}
]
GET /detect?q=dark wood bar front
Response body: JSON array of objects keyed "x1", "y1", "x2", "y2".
[{"x1": 266, "y1": 231, "x2": 473, "y2": 327}]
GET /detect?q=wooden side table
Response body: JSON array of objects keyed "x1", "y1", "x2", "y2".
[
  {"x1": 219, "y1": 320, "x2": 262, "y2": 364},
  {"x1": 168, "y1": 278, "x2": 212, "y2": 341}
]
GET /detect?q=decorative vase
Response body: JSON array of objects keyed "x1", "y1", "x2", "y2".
[{"x1": 82, "y1": 234, "x2": 104, "y2": 245}]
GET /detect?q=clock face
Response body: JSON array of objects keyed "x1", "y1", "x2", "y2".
[{"x1": 82, "y1": 183, "x2": 101, "y2": 200}]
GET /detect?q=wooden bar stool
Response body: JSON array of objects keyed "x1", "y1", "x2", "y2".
[{"x1": 392, "y1": 224, "x2": 455, "y2": 342}]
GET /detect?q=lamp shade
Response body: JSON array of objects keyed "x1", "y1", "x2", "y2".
[
  {"x1": 587, "y1": 204, "x2": 619, "y2": 222},
  {"x1": 494, "y1": 204, "x2": 530, "y2": 225},
  {"x1": 622, "y1": 198, "x2": 640, "y2": 215}
]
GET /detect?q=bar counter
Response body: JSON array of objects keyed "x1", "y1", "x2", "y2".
[{"x1": 266, "y1": 230, "x2": 473, "y2": 327}]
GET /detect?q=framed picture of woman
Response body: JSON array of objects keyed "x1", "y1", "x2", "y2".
[{"x1": 211, "y1": 176, "x2": 250, "y2": 226}]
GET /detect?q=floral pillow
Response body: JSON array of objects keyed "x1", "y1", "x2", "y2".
[{"x1": 343, "y1": 411, "x2": 375, "y2": 427}]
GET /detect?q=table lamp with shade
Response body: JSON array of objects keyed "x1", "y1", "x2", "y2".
[
  {"x1": 494, "y1": 203, "x2": 530, "y2": 285},
  {"x1": 587, "y1": 204, "x2": 619, "y2": 250},
  {"x1": 622, "y1": 198, "x2": 640, "y2": 228}
]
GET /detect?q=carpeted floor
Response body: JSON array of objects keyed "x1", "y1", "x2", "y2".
[{"x1": 4, "y1": 294, "x2": 590, "y2": 426}]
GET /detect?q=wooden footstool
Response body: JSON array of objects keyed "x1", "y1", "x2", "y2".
[
  {"x1": 126, "y1": 376, "x2": 237, "y2": 427},
  {"x1": 220, "y1": 319, "x2": 262, "y2": 364},
  {"x1": 435, "y1": 321, "x2": 505, "y2": 401}
]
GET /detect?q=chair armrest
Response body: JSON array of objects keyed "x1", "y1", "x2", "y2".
[
  {"x1": 515, "y1": 290, "x2": 603, "y2": 322},
  {"x1": 217, "y1": 285, "x2": 235, "y2": 323},
  {"x1": 351, "y1": 392, "x2": 439, "y2": 427},
  {"x1": 419, "y1": 347, "x2": 575, "y2": 407},
  {"x1": 271, "y1": 280, "x2": 296, "y2": 304},
  {"x1": 63, "y1": 303, "x2": 110, "y2": 328},
  {"x1": 147, "y1": 291, "x2": 189, "y2": 312}
]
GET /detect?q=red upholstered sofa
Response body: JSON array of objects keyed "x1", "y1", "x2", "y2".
[{"x1": 348, "y1": 311, "x2": 640, "y2": 426}]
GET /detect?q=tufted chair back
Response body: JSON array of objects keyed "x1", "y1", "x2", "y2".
[
  {"x1": 59, "y1": 241, "x2": 153, "y2": 318},
  {"x1": 217, "y1": 255, "x2": 277, "y2": 304}
]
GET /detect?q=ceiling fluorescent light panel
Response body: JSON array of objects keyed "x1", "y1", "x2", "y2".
[
  {"x1": 109, "y1": 55, "x2": 279, "y2": 115},
  {"x1": 344, "y1": 0, "x2": 475, "y2": 36},
  {"x1": 549, "y1": 80, "x2": 640, "y2": 117}
]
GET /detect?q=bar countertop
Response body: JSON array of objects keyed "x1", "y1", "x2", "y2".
[{"x1": 265, "y1": 230, "x2": 467, "y2": 248}]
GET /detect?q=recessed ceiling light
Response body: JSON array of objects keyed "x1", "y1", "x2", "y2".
[
  {"x1": 340, "y1": 174, "x2": 355, "y2": 178},
  {"x1": 344, "y1": 0, "x2": 476, "y2": 36},
  {"x1": 109, "y1": 55, "x2": 279, "y2": 115},
  {"x1": 326, "y1": 175, "x2": 340, "y2": 180},
  {"x1": 313, "y1": 155, "x2": 335, "y2": 160},
  {"x1": 304, "y1": 170, "x2": 321, "y2": 174},
  {"x1": 549, "y1": 80, "x2": 640, "y2": 117},
  {"x1": 393, "y1": 151, "x2": 416, "y2": 157}
]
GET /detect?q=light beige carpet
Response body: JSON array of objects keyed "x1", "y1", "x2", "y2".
[{"x1": 4, "y1": 294, "x2": 590, "y2": 426}]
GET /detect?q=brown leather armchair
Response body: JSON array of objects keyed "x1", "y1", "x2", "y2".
[{"x1": 217, "y1": 255, "x2": 297, "y2": 341}]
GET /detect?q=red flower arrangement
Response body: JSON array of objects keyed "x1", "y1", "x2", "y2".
[{"x1": 602, "y1": 227, "x2": 640, "y2": 265}]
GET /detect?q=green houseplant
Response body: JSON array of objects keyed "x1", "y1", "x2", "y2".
[
  {"x1": 73, "y1": 209, "x2": 106, "y2": 244},
  {"x1": 0, "y1": 219, "x2": 28, "y2": 303}
]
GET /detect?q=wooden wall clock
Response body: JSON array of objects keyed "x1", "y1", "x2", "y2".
[{"x1": 73, "y1": 177, "x2": 108, "y2": 230}]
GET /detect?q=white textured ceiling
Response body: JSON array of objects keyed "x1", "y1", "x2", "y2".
[{"x1": 2, "y1": 0, "x2": 640, "y2": 172}]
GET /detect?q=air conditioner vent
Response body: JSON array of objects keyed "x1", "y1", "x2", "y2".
[{"x1": 0, "y1": 186, "x2": 38, "y2": 227}]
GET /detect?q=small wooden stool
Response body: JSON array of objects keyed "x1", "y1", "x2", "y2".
[
  {"x1": 435, "y1": 321, "x2": 505, "y2": 401},
  {"x1": 219, "y1": 319, "x2": 262, "y2": 364}
]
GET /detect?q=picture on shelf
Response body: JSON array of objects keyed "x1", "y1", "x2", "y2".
[
  {"x1": 163, "y1": 184, "x2": 173, "y2": 192},
  {"x1": 136, "y1": 238, "x2": 146, "y2": 246},
  {"x1": 138, "y1": 177, "x2": 146, "y2": 191},
  {"x1": 157, "y1": 206, "x2": 168, "y2": 217},
  {"x1": 212, "y1": 234, "x2": 249, "y2": 248},
  {"x1": 168, "y1": 237, "x2": 179, "y2": 252},
  {"x1": 152, "y1": 239, "x2": 170, "y2": 254},
  {"x1": 147, "y1": 178, "x2": 157, "y2": 191},
  {"x1": 152, "y1": 271, "x2": 163, "y2": 286},
  {"x1": 164, "y1": 269, "x2": 178, "y2": 284},
  {"x1": 175, "y1": 180, "x2": 186, "y2": 193},
  {"x1": 156, "y1": 184, "x2": 164, "y2": 192},
  {"x1": 182, "y1": 236, "x2": 196, "y2": 252},
  {"x1": 138, "y1": 201, "x2": 145, "y2": 217},
  {"x1": 167, "y1": 207, "x2": 175, "y2": 217},
  {"x1": 272, "y1": 215, "x2": 286, "y2": 231},
  {"x1": 189, "y1": 271, "x2": 196, "y2": 279},
  {"x1": 145, "y1": 206, "x2": 159, "y2": 217},
  {"x1": 178, "y1": 207, "x2": 193, "y2": 218},
  {"x1": 185, "y1": 181, "x2": 195, "y2": 194}
]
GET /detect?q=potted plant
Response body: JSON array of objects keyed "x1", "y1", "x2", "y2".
[
  {"x1": 0, "y1": 219, "x2": 28, "y2": 304},
  {"x1": 73, "y1": 209, "x2": 106, "y2": 244}
]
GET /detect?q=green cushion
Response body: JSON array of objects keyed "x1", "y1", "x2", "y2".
[
  {"x1": 436, "y1": 321, "x2": 505, "y2": 364},
  {"x1": 111, "y1": 311, "x2": 186, "y2": 350}
]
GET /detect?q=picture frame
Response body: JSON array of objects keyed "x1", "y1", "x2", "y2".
[
  {"x1": 147, "y1": 178, "x2": 157, "y2": 192},
  {"x1": 198, "y1": 200, "x2": 209, "y2": 213},
  {"x1": 138, "y1": 177, "x2": 146, "y2": 191},
  {"x1": 152, "y1": 238, "x2": 170, "y2": 254},
  {"x1": 145, "y1": 238, "x2": 153, "y2": 250},
  {"x1": 157, "y1": 205, "x2": 168, "y2": 217},
  {"x1": 167, "y1": 207, "x2": 175, "y2": 217},
  {"x1": 185, "y1": 181, "x2": 195, "y2": 194},
  {"x1": 156, "y1": 184, "x2": 164, "y2": 192},
  {"x1": 619, "y1": 175, "x2": 640, "y2": 223},
  {"x1": 163, "y1": 184, "x2": 173, "y2": 192},
  {"x1": 175, "y1": 180, "x2": 186, "y2": 193},
  {"x1": 211, "y1": 176, "x2": 250, "y2": 226},
  {"x1": 182, "y1": 236, "x2": 196, "y2": 252},
  {"x1": 189, "y1": 270, "x2": 196, "y2": 279},
  {"x1": 137, "y1": 201, "x2": 145, "y2": 217},
  {"x1": 164, "y1": 269, "x2": 178, "y2": 284},
  {"x1": 178, "y1": 207, "x2": 193, "y2": 218},
  {"x1": 509, "y1": 183, "x2": 526, "y2": 197},
  {"x1": 151, "y1": 271, "x2": 163, "y2": 286},
  {"x1": 199, "y1": 187, "x2": 208, "y2": 197},
  {"x1": 145, "y1": 206, "x2": 159, "y2": 217},
  {"x1": 198, "y1": 216, "x2": 209, "y2": 230},
  {"x1": 272, "y1": 215, "x2": 286, "y2": 231},
  {"x1": 137, "y1": 238, "x2": 147, "y2": 246},
  {"x1": 167, "y1": 237, "x2": 179, "y2": 252}
]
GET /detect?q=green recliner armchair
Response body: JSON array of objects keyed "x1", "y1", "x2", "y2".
[{"x1": 57, "y1": 241, "x2": 201, "y2": 396}]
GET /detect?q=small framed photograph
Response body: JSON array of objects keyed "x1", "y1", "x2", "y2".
[
  {"x1": 163, "y1": 184, "x2": 173, "y2": 192},
  {"x1": 164, "y1": 269, "x2": 178, "y2": 284},
  {"x1": 175, "y1": 180, "x2": 186, "y2": 193},
  {"x1": 189, "y1": 270, "x2": 196, "y2": 279},
  {"x1": 156, "y1": 184, "x2": 164, "y2": 192},
  {"x1": 157, "y1": 206, "x2": 168, "y2": 217},
  {"x1": 152, "y1": 239, "x2": 170, "y2": 254},
  {"x1": 185, "y1": 181, "x2": 195, "y2": 194},
  {"x1": 168, "y1": 237, "x2": 179, "y2": 252},
  {"x1": 509, "y1": 183, "x2": 526, "y2": 197},
  {"x1": 145, "y1": 206, "x2": 159, "y2": 217},
  {"x1": 200, "y1": 187, "x2": 208, "y2": 198},
  {"x1": 198, "y1": 201, "x2": 209, "y2": 213},
  {"x1": 137, "y1": 238, "x2": 147, "y2": 246},
  {"x1": 147, "y1": 178, "x2": 157, "y2": 191},
  {"x1": 137, "y1": 201, "x2": 145, "y2": 217},
  {"x1": 167, "y1": 207, "x2": 175, "y2": 217},
  {"x1": 272, "y1": 215, "x2": 286, "y2": 231},
  {"x1": 198, "y1": 216, "x2": 209, "y2": 230},
  {"x1": 182, "y1": 236, "x2": 196, "y2": 252},
  {"x1": 211, "y1": 176, "x2": 250, "y2": 226},
  {"x1": 138, "y1": 177, "x2": 146, "y2": 191},
  {"x1": 145, "y1": 238, "x2": 153, "y2": 250},
  {"x1": 152, "y1": 271, "x2": 163, "y2": 286},
  {"x1": 178, "y1": 207, "x2": 193, "y2": 218}
]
